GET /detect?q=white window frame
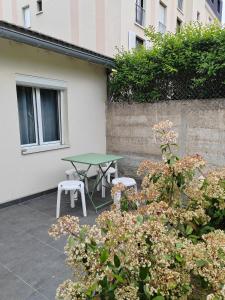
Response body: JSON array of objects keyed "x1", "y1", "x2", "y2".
[
  {"x1": 16, "y1": 75, "x2": 69, "y2": 154},
  {"x1": 159, "y1": 2, "x2": 167, "y2": 34},
  {"x1": 23, "y1": 5, "x2": 31, "y2": 28}
]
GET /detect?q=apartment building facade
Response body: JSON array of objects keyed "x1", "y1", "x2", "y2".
[{"x1": 0, "y1": 0, "x2": 223, "y2": 57}]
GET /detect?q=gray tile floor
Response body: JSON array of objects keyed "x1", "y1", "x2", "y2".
[{"x1": 0, "y1": 190, "x2": 108, "y2": 300}]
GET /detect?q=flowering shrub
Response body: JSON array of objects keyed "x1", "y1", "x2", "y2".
[{"x1": 49, "y1": 121, "x2": 225, "y2": 300}]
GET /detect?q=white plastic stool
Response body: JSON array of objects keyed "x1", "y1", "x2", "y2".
[
  {"x1": 56, "y1": 180, "x2": 87, "y2": 218},
  {"x1": 98, "y1": 162, "x2": 118, "y2": 198},
  {"x1": 112, "y1": 177, "x2": 137, "y2": 208},
  {"x1": 65, "y1": 169, "x2": 89, "y2": 193}
]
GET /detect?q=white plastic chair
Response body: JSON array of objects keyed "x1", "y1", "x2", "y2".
[
  {"x1": 112, "y1": 177, "x2": 137, "y2": 208},
  {"x1": 97, "y1": 162, "x2": 118, "y2": 198},
  {"x1": 56, "y1": 180, "x2": 87, "y2": 218},
  {"x1": 65, "y1": 169, "x2": 89, "y2": 193}
]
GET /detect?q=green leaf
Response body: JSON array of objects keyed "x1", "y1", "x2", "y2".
[
  {"x1": 100, "y1": 248, "x2": 109, "y2": 264},
  {"x1": 67, "y1": 236, "x2": 75, "y2": 248},
  {"x1": 114, "y1": 254, "x2": 121, "y2": 268},
  {"x1": 175, "y1": 253, "x2": 183, "y2": 263},
  {"x1": 136, "y1": 215, "x2": 144, "y2": 224},
  {"x1": 218, "y1": 248, "x2": 225, "y2": 260},
  {"x1": 185, "y1": 225, "x2": 193, "y2": 235},
  {"x1": 100, "y1": 276, "x2": 108, "y2": 288},
  {"x1": 196, "y1": 259, "x2": 208, "y2": 267},
  {"x1": 113, "y1": 274, "x2": 124, "y2": 283},
  {"x1": 175, "y1": 243, "x2": 183, "y2": 249},
  {"x1": 140, "y1": 266, "x2": 149, "y2": 280},
  {"x1": 152, "y1": 296, "x2": 165, "y2": 300}
]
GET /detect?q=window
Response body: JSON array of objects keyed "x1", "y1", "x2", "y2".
[
  {"x1": 136, "y1": 36, "x2": 144, "y2": 47},
  {"x1": 17, "y1": 86, "x2": 62, "y2": 147},
  {"x1": 159, "y1": 3, "x2": 166, "y2": 34},
  {"x1": 217, "y1": 0, "x2": 221, "y2": 13},
  {"x1": 136, "y1": 0, "x2": 145, "y2": 26},
  {"x1": 197, "y1": 11, "x2": 200, "y2": 21},
  {"x1": 177, "y1": 0, "x2": 183, "y2": 11},
  {"x1": 23, "y1": 6, "x2": 31, "y2": 28},
  {"x1": 37, "y1": 0, "x2": 43, "y2": 13},
  {"x1": 176, "y1": 18, "x2": 182, "y2": 32},
  {"x1": 209, "y1": 16, "x2": 212, "y2": 23}
]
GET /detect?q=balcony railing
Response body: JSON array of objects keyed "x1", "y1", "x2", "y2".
[
  {"x1": 135, "y1": 3, "x2": 145, "y2": 26},
  {"x1": 177, "y1": 0, "x2": 183, "y2": 11},
  {"x1": 158, "y1": 22, "x2": 166, "y2": 34}
]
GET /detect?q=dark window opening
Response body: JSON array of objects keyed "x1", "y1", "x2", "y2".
[
  {"x1": 37, "y1": 0, "x2": 42, "y2": 12},
  {"x1": 136, "y1": 36, "x2": 144, "y2": 47},
  {"x1": 176, "y1": 18, "x2": 182, "y2": 32},
  {"x1": 218, "y1": 0, "x2": 221, "y2": 13}
]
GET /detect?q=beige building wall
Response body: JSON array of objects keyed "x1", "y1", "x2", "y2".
[
  {"x1": 0, "y1": 38, "x2": 107, "y2": 203},
  {"x1": 0, "y1": 0, "x2": 222, "y2": 55}
]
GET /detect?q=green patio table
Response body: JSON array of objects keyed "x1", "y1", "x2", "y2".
[{"x1": 62, "y1": 153, "x2": 123, "y2": 212}]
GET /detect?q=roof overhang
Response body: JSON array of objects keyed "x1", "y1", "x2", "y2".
[{"x1": 0, "y1": 21, "x2": 115, "y2": 69}]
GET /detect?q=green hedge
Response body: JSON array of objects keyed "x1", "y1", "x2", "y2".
[{"x1": 109, "y1": 23, "x2": 225, "y2": 103}]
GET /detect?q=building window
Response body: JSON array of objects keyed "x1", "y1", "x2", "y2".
[
  {"x1": 136, "y1": 0, "x2": 145, "y2": 26},
  {"x1": 209, "y1": 16, "x2": 212, "y2": 22},
  {"x1": 197, "y1": 11, "x2": 200, "y2": 20},
  {"x1": 217, "y1": 0, "x2": 221, "y2": 13},
  {"x1": 23, "y1": 6, "x2": 31, "y2": 28},
  {"x1": 37, "y1": 0, "x2": 43, "y2": 13},
  {"x1": 136, "y1": 36, "x2": 144, "y2": 47},
  {"x1": 159, "y1": 3, "x2": 166, "y2": 34},
  {"x1": 17, "y1": 86, "x2": 62, "y2": 147},
  {"x1": 177, "y1": 0, "x2": 183, "y2": 11},
  {"x1": 176, "y1": 18, "x2": 182, "y2": 32}
]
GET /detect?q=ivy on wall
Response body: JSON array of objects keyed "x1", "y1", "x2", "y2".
[{"x1": 109, "y1": 23, "x2": 225, "y2": 102}]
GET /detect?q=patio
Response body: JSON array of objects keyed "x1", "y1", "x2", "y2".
[{"x1": 0, "y1": 191, "x2": 107, "y2": 300}]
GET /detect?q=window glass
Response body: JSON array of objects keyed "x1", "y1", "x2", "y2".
[
  {"x1": 23, "y1": 6, "x2": 31, "y2": 28},
  {"x1": 17, "y1": 86, "x2": 36, "y2": 145},
  {"x1": 17, "y1": 85, "x2": 62, "y2": 147},
  {"x1": 37, "y1": 0, "x2": 42, "y2": 12},
  {"x1": 40, "y1": 89, "x2": 60, "y2": 143},
  {"x1": 159, "y1": 3, "x2": 166, "y2": 34},
  {"x1": 177, "y1": 0, "x2": 183, "y2": 11},
  {"x1": 136, "y1": 0, "x2": 145, "y2": 26}
]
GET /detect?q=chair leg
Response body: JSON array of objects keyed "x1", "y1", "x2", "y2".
[
  {"x1": 65, "y1": 175, "x2": 69, "y2": 195},
  {"x1": 107, "y1": 173, "x2": 111, "y2": 183},
  {"x1": 84, "y1": 177, "x2": 89, "y2": 193},
  {"x1": 56, "y1": 189, "x2": 62, "y2": 218},
  {"x1": 102, "y1": 176, "x2": 106, "y2": 198},
  {"x1": 80, "y1": 188, "x2": 87, "y2": 217},
  {"x1": 115, "y1": 162, "x2": 118, "y2": 178},
  {"x1": 70, "y1": 190, "x2": 76, "y2": 208}
]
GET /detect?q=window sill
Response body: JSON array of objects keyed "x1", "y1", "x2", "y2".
[
  {"x1": 134, "y1": 22, "x2": 145, "y2": 30},
  {"x1": 21, "y1": 144, "x2": 70, "y2": 155},
  {"x1": 36, "y1": 11, "x2": 43, "y2": 15}
]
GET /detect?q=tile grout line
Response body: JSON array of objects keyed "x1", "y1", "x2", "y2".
[
  {"x1": 0, "y1": 261, "x2": 50, "y2": 300},
  {"x1": 26, "y1": 231, "x2": 65, "y2": 254},
  {"x1": 19, "y1": 201, "x2": 56, "y2": 220}
]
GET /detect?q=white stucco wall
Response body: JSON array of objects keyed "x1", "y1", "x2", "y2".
[
  {"x1": 0, "y1": 38, "x2": 107, "y2": 204},
  {"x1": 0, "y1": 0, "x2": 220, "y2": 58}
]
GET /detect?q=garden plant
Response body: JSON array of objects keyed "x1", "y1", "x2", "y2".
[
  {"x1": 109, "y1": 23, "x2": 225, "y2": 102},
  {"x1": 49, "y1": 120, "x2": 225, "y2": 300}
]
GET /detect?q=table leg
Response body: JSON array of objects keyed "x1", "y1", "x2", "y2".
[{"x1": 70, "y1": 162, "x2": 114, "y2": 213}]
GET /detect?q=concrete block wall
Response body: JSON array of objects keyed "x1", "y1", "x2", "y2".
[{"x1": 106, "y1": 100, "x2": 225, "y2": 178}]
